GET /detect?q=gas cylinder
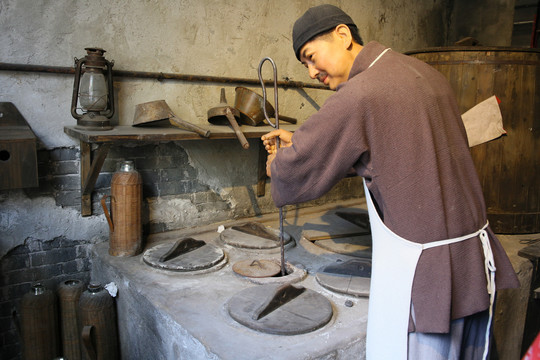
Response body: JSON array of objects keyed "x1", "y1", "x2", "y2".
[
  {"x1": 20, "y1": 283, "x2": 60, "y2": 360},
  {"x1": 101, "y1": 160, "x2": 142, "y2": 256},
  {"x1": 58, "y1": 279, "x2": 85, "y2": 360},
  {"x1": 78, "y1": 282, "x2": 119, "y2": 360}
]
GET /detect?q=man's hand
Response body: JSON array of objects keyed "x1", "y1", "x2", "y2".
[
  {"x1": 262, "y1": 129, "x2": 293, "y2": 177},
  {"x1": 261, "y1": 129, "x2": 293, "y2": 154},
  {"x1": 266, "y1": 152, "x2": 276, "y2": 177}
]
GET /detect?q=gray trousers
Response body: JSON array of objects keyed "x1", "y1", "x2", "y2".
[{"x1": 408, "y1": 310, "x2": 490, "y2": 360}]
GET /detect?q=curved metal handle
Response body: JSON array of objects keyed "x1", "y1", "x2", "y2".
[
  {"x1": 258, "y1": 57, "x2": 286, "y2": 277},
  {"x1": 257, "y1": 57, "x2": 279, "y2": 130},
  {"x1": 82, "y1": 325, "x2": 98, "y2": 360},
  {"x1": 101, "y1": 194, "x2": 114, "y2": 232}
]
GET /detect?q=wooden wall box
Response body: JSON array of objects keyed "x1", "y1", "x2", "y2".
[{"x1": 0, "y1": 102, "x2": 38, "y2": 190}]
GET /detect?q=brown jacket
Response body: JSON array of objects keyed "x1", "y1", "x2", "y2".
[{"x1": 270, "y1": 41, "x2": 519, "y2": 333}]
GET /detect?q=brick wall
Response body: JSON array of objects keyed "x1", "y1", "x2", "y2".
[
  {"x1": 31, "y1": 142, "x2": 214, "y2": 211},
  {"x1": 0, "y1": 237, "x2": 92, "y2": 359}
]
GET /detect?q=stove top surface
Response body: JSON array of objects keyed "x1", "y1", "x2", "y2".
[{"x1": 90, "y1": 200, "x2": 372, "y2": 359}]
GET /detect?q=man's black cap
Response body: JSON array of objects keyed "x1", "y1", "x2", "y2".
[{"x1": 292, "y1": 4, "x2": 358, "y2": 60}]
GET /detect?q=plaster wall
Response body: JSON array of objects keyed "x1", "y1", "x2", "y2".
[{"x1": 448, "y1": 0, "x2": 515, "y2": 46}]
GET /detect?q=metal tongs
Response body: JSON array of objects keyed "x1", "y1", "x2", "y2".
[{"x1": 258, "y1": 57, "x2": 286, "y2": 276}]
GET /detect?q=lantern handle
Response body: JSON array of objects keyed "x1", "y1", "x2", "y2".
[
  {"x1": 103, "y1": 60, "x2": 115, "y2": 119},
  {"x1": 70, "y1": 58, "x2": 84, "y2": 120}
]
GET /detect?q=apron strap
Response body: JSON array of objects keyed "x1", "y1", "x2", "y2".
[
  {"x1": 422, "y1": 223, "x2": 496, "y2": 360},
  {"x1": 421, "y1": 222, "x2": 489, "y2": 249},
  {"x1": 422, "y1": 223, "x2": 495, "y2": 360},
  {"x1": 480, "y1": 229, "x2": 496, "y2": 360},
  {"x1": 368, "y1": 48, "x2": 391, "y2": 68}
]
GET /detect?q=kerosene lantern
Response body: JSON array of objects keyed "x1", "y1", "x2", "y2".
[{"x1": 71, "y1": 47, "x2": 115, "y2": 130}]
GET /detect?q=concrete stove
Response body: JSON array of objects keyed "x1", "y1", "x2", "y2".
[{"x1": 90, "y1": 200, "x2": 372, "y2": 360}]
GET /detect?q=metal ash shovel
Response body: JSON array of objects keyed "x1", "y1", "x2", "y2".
[
  {"x1": 258, "y1": 57, "x2": 286, "y2": 276},
  {"x1": 133, "y1": 100, "x2": 211, "y2": 138},
  {"x1": 208, "y1": 88, "x2": 249, "y2": 149}
]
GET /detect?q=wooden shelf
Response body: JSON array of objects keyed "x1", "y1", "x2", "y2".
[
  {"x1": 64, "y1": 124, "x2": 297, "y2": 143},
  {"x1": 64, "y1": 124, "x2": 297, "y2": 216}
]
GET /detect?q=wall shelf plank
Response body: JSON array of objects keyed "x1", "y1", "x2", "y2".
[{"x1": 64, "y1": 124, "x2": 297, "y2": 216}]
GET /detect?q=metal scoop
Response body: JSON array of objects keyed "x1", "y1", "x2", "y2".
[
  {"x1": 208, "y1": 88, "x2": 249, "y2": 149},
  {"x1": 234, "y1": 86, "x2": 297, "y2": 126},
  {"x1": 133, "y1": 100, "x2": 211, "y2": 138}
]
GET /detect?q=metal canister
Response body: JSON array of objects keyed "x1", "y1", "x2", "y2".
[
  {"x1": 20, "y1": 283, "x2": 60, "y2": 360},
  {"x1": 58, "y1": 279, "x2": 85, "y2": 360},
  {"x1": 101, "y1": 160, "x2": 142, "y2": 256},
  {"x1": 78, "y1": 282, "x2": 119, "y2": 360}
]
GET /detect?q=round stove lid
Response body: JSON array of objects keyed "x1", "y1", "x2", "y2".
[
  {"x1": 143, "y1": 238, "x2": 225, "y2": 271},
  {"x1": 313, "y1": 234, "x2": 372, "y2": 258},
  {"x1": 227, "y1": 284, "x2": 333, "y2": 335},
  {"x1": 220, "y1": 222, "x2": 292, "y2": 249},
  {"x1": 232, "y1": 259, "x2": 281, "y2": 278},
  {"x1": 316, "y1": 259, "x2": 372, "y2": 297}
]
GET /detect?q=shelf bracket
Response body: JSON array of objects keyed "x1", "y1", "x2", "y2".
[{"x1": 80, "y1": 141, "x2": 111, "y2": 216}]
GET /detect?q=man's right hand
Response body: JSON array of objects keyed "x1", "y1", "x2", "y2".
[{"x1": 261, "y1": 129, "x2": 293, "y2": 154}]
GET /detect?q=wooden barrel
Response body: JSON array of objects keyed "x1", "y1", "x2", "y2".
[
  {"x1": 78, "y1": 283, "x2": 119, "y2": 360},
  {"x1": 20, "y1": 283, "x2": 60, "y2": 360},
  {"x1": 406, "y1": 47, "x2": 540, "y2": 234},
  {"x1": 58, "y1": 279, "x2": 85, "y2": 360}
]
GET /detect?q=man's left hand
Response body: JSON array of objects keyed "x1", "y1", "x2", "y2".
[{"x1": 266, "y1": 152, "x2": 276, "y2": 177}]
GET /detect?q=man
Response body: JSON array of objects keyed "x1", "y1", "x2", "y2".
[{"x1": 261, "y1": 4, "x2": 519, "y2": 360}]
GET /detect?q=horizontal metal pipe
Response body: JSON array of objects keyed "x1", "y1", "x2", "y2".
[{"x1": 0, "y1": 62, "x2": 329, "y2": 90}]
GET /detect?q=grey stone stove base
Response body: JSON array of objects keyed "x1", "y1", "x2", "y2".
[{"x1": 89, "y1": 219, "x2": 370, "y2": 360}]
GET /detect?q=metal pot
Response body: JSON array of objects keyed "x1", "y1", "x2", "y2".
[{"x1": 234, "y1": 87, "x2": 297, "y2": 126}]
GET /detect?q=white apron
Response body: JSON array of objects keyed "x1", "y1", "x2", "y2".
[{"x1": 363, "y1": 180, "x2": 496, "y2": 360}]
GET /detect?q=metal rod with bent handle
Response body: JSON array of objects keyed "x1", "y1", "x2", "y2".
[{"x1": 258, "y1": 57, "x2": 286, "y2": 276}]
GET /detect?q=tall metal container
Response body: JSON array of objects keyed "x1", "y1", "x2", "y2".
[
  {"x1": 58, "y1": 279, "x2": 85, "y2": 360},
  {"x1": 78, "y1": 282, "x2": 119, "y2": 360},
  {"x1": 101, "y1": 160, "x2": 142, "y2": 256},
  {"x1": 407, "y1": 47, "x2": 540, "y2": 234},
  {"x1": 20, "y1": 283, "x2": 60, "y2": 360}
]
